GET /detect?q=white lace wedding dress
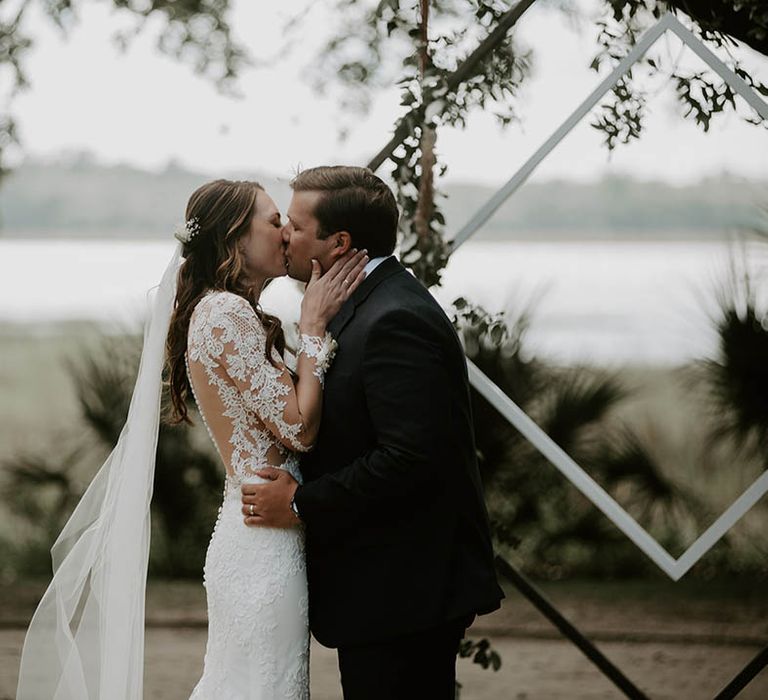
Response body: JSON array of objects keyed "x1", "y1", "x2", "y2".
[{"x1": 184, "y1": 290, "x2": 327, "y2": 699}]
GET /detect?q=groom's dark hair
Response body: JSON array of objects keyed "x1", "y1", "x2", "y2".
[{"x1": 290, "y1": 166, "x2": 399, "y2": 258}]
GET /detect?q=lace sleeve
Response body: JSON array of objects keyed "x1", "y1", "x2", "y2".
[
  {"x1": 194, "y1": 292, "x2": 311, "y2": 452},
  {"x1": 297, "y1": 332, "x2": 337, "y2": 387}
]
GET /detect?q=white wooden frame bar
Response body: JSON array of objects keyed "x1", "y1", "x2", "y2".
[
  {"x1": 447, "y1": 12, "x2": 768, "y2": 579},
  {"x1": 468, "y1": 361, "x2": 768, "y2": 580},
  {"x1": 450, "y1": 13, "x2": 768, "y2": 252}
]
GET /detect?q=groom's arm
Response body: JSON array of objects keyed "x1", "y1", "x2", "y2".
[{"x1": 292, "y1": 306, "x2": 457, "y2": 536}]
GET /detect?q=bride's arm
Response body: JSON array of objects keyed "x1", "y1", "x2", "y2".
[{"x1": 208, "y1": 251, "x2": 367, "y2": 452}]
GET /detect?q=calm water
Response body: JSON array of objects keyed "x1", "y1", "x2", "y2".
[{"x1": 2, "y1": 238, "x2": 766, "y2": 364}]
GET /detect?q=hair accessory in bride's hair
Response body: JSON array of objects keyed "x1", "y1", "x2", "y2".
[{"x1": 173, "y1": 217, "x2": 201, "y2": 244}]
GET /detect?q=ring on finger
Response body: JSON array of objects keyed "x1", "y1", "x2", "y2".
[
  {"x1": 249, "y1": 504, "x2": 254, "y2": 516},
  {"x1": 342, "y1": 278, "x2": 350, "y2": 286}
]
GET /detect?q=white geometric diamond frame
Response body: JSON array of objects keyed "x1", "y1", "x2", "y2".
[{"x1": 449, "y1": 12, "x2": 768, "y2": 580}]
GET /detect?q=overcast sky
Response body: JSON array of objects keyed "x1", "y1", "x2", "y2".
[{"x1": 5, "y1": 0, "x2": 768, "y2": 185}]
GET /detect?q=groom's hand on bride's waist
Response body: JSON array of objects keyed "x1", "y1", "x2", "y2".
[{"x1": 241, "y1": 468, "x2": 301, "y2": 529}]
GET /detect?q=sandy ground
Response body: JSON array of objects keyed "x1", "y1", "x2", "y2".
[
  {"x1": 2, "y1": 629, "x2": 767, "y2": 699},
  {"x1": 2, "y1": 579, "x2": 766, "y2": 699}
]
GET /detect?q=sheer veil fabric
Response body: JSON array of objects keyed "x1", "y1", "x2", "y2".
[{"x1": 17, "y1": 246, "x2": 183, "y2": 700}]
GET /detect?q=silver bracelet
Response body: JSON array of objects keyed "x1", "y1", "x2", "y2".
[{"x1": 290, "y1": 493, "x2": 301, "y2": 520}]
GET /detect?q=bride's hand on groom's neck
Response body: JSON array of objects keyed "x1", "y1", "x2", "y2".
[{"x1": 300, "y1": 249, "x2": 368, "y2": 331}]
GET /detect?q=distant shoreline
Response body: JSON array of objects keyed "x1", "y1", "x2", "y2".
[{"x1": 3, "y1": 160, "x2": 764, "y2": 241}]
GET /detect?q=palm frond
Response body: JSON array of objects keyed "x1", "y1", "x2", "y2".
[
  {"x1": 539, "y1": 369, "x2": 627, "y2": 453},
  {"x1": 453, "y1": 298, "x2": 546, "y2": 484},
  {"x1": 699, "y1": 254, "x2": 768, "y2": 462},
  {"x1": 1, "y1": 446, "x2": 83, "y2": 529},
  {"x1": 67, "y1": 334, "x2": 141, "y2": 447}
]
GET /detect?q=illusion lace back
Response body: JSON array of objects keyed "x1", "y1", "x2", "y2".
[{"x1": 185, "y1": 291, "x2": 313, "y2": 699}]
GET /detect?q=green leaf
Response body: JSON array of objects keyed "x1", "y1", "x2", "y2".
[{"x1": 489, "y1": 324, "x2": 504, "y2": 345}]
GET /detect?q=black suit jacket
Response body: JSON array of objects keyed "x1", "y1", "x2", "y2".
[{"x1": 294, "y1": 257, "x2": 504, "y2": 648}]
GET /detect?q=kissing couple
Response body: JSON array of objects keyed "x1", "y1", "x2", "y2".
[{"x1": 17, "y1": 166, "x2": 504, "y2": 699}]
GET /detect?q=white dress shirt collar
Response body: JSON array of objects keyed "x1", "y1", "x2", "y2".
[{"x1": 363, "y1": 254, "x2": 394, "y2": 277}]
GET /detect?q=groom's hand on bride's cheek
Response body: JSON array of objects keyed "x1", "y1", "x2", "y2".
[{"x1": 241, "y1": 468, "x2": 300, "y2": 529}]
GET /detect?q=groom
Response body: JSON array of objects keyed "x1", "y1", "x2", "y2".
[{"x1": 241, "y1": 165, "x2": 503, "y2": 698}]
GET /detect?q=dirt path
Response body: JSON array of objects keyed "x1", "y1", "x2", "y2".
[
  {"x1": 2, "y1": 579, "x2": 766, "y2": 698},
  {"x1": 1, "y1": 628, "x2": 766, "y2": 699}
]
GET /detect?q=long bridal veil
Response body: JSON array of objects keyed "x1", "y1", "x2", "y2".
[{"x1": 17, "y1": 245, "x2": 182, "y2": 700}]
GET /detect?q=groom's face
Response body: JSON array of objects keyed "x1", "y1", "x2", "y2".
[{"x1": 283, "y1": 191, "x2": 344, "y2": 282}]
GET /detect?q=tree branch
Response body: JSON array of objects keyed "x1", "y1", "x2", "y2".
[{"x1": 366, "y1": 0, "x2": 539, "y2": 172}]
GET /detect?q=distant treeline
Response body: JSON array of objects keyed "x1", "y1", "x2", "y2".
[{"x1": 1, "y1": 155, "x2": 765, "y2": 241}]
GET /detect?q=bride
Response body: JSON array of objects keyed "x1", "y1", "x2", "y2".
[{"x1": 16, "y1": 179, "x2": 367, "y2": 699}]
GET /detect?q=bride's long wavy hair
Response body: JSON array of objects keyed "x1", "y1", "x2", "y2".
[{"x1": 165, "y1": 179, "x2": 285, "y2": 425}]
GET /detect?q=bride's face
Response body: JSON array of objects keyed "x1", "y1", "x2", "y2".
[{"x1": 238, "y1": 189, "x2": 288, "y2": 282}]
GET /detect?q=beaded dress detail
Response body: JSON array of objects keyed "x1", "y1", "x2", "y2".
[{"x1": 185, "y1": 290, "x2": 334, "y2": 700}]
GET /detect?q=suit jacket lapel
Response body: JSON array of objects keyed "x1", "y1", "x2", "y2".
[
  {"x1": 327, "y1": 256, "x2": 404, "y2": 339},
  {"x1": 327, "y1": 297, "x2": 355, "y2": 339}
]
